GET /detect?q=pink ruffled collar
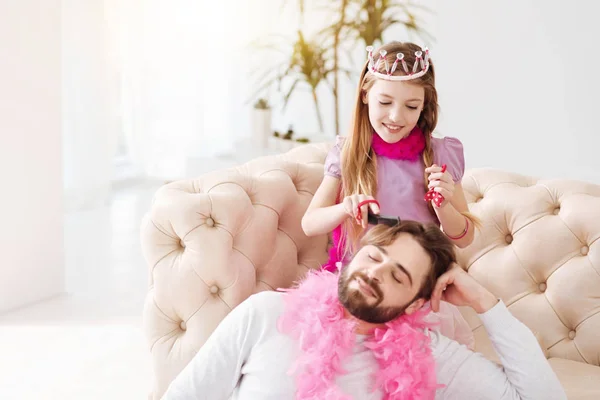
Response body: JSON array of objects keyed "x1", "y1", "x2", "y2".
[
  {"x1": 371, "y1": 126, "x2": 426, "y2": 161},
  {"x1": 277, "y1": 270, "x2": 440, "y2": 400}
]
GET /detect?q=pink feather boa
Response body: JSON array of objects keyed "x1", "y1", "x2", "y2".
[
  {"x1": 277, "y1": 270, "x2": 441, "y2": 400},
  {"x1": 371, "y1": 126, "x2": 426, "y2": 161}
]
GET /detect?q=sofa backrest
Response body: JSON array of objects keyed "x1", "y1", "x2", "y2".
[{"x1": 457, "y1": 168, "x2": 600, "y2": 366}]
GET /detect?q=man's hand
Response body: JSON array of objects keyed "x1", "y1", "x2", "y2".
[{"x1": 431, "y1": 264, "x2": 499, "y2": 314}]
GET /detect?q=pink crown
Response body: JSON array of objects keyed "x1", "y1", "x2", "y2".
[{"x1": 366, "y1": 45, "x2": 430, "y2": 81}]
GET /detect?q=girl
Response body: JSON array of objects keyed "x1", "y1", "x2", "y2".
[{"x1": 302, "y1": 41, "x2": 478, "y2": 348}]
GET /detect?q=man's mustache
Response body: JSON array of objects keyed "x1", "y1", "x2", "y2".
[{"x1": 348, "y1": 271, "x2": 383, "y2": 300}]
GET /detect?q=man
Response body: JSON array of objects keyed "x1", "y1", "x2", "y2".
[{"x1": 162, "y1": 221, "x2": 566, "y2": 399}]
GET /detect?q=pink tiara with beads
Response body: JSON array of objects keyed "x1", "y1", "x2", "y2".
[{"x1": 366, "y1": 45, "x2": 430, "y2": 81}]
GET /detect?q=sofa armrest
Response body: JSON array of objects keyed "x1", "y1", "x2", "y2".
[{"x1": 140, "y1": 143, "x2": 332, "y2": 398}]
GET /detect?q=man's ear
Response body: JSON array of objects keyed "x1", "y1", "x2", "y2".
[{"x1": 404, "y1": 298, "x2": 426, "y2": 315}]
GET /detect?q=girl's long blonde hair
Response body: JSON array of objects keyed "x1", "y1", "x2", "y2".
[{"x1": 338, "y1": 42, "x2": 477, "y2": 258}]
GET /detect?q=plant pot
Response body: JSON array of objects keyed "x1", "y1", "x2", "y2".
[
  {"x1": 280, "y1": 139, "x2": 297, "y2": 151},
  {"x1": 251, "y1": 108, "x2": 272, "y2": 149},
  {"x1": 267, "y1": 136, "x2": 300, "y2": 152}
]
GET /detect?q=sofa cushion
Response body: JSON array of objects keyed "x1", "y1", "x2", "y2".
[
  {"x1": 461, "y1": 306, "x2": 600, "y2": 400},
  {"x1": 548, "y1": 358, "x2": 600, "y2": 400}
]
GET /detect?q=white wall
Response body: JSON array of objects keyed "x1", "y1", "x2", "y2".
[
  {"x1": 431, "y1": 0, "x2": 600, "y2": 183},
  {"x1": 0, "y1": 0, "x2": 64, "y2": 313}
]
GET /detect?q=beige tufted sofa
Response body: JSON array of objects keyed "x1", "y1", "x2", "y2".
[{"x1": 141, "y1": 142, "x2": 600, "y2": 399}]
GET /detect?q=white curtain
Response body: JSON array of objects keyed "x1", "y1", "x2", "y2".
[
  {"x1": 62, "y1": 0, "x2": 114, "y2": 210},
  {"x1": 106, "y1": 0, "x2": 249, "y2": 180},
  {"x1": 63, "y1": 0, "x2": 258, "y2": 211}
]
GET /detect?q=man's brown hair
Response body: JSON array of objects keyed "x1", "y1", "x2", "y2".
[{"x1": 360, "y1": 221, "x2": 457, "y2": 300}]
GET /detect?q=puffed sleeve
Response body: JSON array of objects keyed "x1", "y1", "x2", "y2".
[
  {"x1": 324, "y1": 136, "x2": 345, "y2": 179},
  {"x1": 432, "y1": 136, "x2": 465, "y2": 182}
]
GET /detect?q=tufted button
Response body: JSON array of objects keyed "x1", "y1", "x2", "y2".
[
  {"x1": 206, "y1": 217, "x2": 215, "y2": 227},
  {"x1": 581, "y1": 246, "x2": 589, "y2": 256},
  {"x1": 568, "y1": 330, "x2": 576, "y2": 340},
  {"x1": 553, "y1": 207, "x2": 560, "y2": 215},
  {"x1": 505, "y1": 234, "x2": 513, "y2": 244},
  {"x1": 210, "y1": 285, "x2": 219, "y2": 294},
  {"x1": 538, "y1": 282, "x2": 547, "y2": 292},
  {"x1": 476, "y1": 196, "x2": 483, "y2": 203},
  {"x1": 180, "y1": 321, "x2": 186, "y2": 331},
  {"x1": 179, "y1": 240, "x2": 185, "y2": 248}
]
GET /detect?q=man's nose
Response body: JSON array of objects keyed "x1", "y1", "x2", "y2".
[{"x1": 367, "y1": 264, "x2": 387, "y2": 283}]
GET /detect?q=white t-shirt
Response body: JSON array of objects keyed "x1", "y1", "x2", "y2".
[{"x1": 162, "y1": 291, "x2": 566, "y2": 400}]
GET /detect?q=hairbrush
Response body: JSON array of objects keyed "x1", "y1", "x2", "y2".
[{"x1": 355, "y1": 199, "x2": 401, "y2": 226}]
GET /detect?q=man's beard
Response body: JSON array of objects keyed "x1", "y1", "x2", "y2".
[{"x1": 338, "y1": 268, "x2": 411, "y2": 324}]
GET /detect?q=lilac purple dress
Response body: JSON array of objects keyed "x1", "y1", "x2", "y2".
[{"x1": 322, "y1": 135, "x2": 476, "y2": 349}]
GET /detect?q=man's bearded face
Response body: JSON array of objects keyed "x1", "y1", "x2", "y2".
[{"x1": 338, "y1": 267, "x2": 414, "y2": 324}]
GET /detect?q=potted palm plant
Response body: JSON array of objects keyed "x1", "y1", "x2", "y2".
[
  {"x1": 249, "y1": 31, "x2": 334, "y2": 135},
  {"x1": 249, "y1": 0, "x2": 433, "y2": 139}
]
